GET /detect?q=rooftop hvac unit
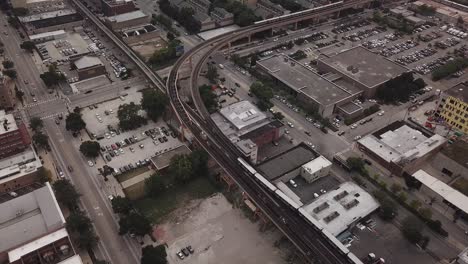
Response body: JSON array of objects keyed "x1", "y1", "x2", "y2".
[
  {"x1": 343, "y1": 199, "x2": 359, "y2": 210},
  {"x1": 313, "y1": 202, "x2": 329, "y2": 214},
  {"x1": 60, "y1": 245, "x2": 70, "y2": 255},
  {"x1": 333, "y1": 190, "x2": 349, "y2": 201},
  {"x1": 323, "y1": 211, "x2": 340, "y2": 223}
]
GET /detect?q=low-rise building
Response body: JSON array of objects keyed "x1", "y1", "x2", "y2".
[
  {"x1": 101, "y1": 0, "x2": 136, "y2": 16},
  {"x1": 19, "y1": 9, "x2": 83, "y2": 35},
  {"x1": 210, "y1": 7, "x2": 234, "y2": 27},
  {"x1": 11, "y1": 0, "x2": 63, "y2": 11},
  {"x1": 105, "y1": 10, "x2": 150, "y2": 30},
  {"x1": 300, "y1": 155, "x2": 332, "y2": 183},
  {"x1": 0, "y1": 183, "x2": 82, "y2": 264},
  {"x1": 317, "y1": 46, "x2": 408, "y2": 98},
  {"x1": 302, "y1": 181, "x2": 380, "y2": 236},
  {"x1": 29, "y1": 29, "x2": 67, "y2": 44},
  {"x1": 254, "y1": 0, "x2": 289, "y2": 19},
  {"x1": 0, "y1": 111, "x2": 31, "y2": 160},
  {"x1": 193, "y1": 12, "x2": 216, "y2": 31},
  {"x1": 0, "y1": 147, "x2": 42, "y2": 194},
  {"x1": 121, "y1": 24, "x2": 161, "y2": 45},
  {"x1": 436, "y1": 81, "x2": 468, "y2": 134},
  {"x1": 73, "y1": 56, "x2": 106, "y2": 80},
  {"x1": 357, "y1": 121, "x2": 447, "y2": 176},
  {"x1": 187, "y1": 0, "x2": 211, "y2": 13}
]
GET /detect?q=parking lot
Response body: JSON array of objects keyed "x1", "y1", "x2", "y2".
[{"x1": 288, "y1": 174, "x2": 341, "y2": 204}]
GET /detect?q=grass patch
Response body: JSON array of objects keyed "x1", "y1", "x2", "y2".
[
  {"x1": 442, "y1": 141, "x2": 468, "y2": 169},
  {"x1": 116, "y1": 167, "x2": 149, "y2": 183},
  {"x1": 135, "y1": 176, "x2": 219, "y2": 224},
  {"x1": 453, "y1": 178, "x2": 468, "y2": 196}
]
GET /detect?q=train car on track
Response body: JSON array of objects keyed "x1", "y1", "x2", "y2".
[
  {"x1": 254, "y1": 173, "x2": 278, "y2": 192},
  {"x1": 237, "y1": 157, "x2": 257, "y2": 175},
  {"x1": 275, "y1": 190, "x2": 302, "y2": 210},
  {"x1": 322, "y1": 229, "x2": 350, "y2": 255}
]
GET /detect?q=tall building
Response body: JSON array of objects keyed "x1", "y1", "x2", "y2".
[
  {"x1": 437, "y1": 82, "x2": 468, "y2": 134},
  {"x1": 0, "y1": 183, "x2": 83, "y2": 264},
  {"x1": 0, "y1": 111, "x2": 31, "y2": 160}
]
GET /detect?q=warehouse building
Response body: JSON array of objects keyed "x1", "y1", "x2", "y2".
[
  {"x1": 317, "y1": 46, "x2": 408, "y2": 98},
  {"x1": 29, "y1": 30, "x2": 67, "y2": 44},
  {"x1": 210, "y1": 7, "x2": 234, "y2": 27},
  {"x1": 0, "y1": 183, "x2": 82, "y2": 264},
  {"x1": 302, "y1": 181, "x2": 380, "y2": 236},
  {"x1": 121, "y1": 24, "x2": 161, "y2": 45},
  {"x1": 257, "y1": 54, "x2": 359, "y2": 117},
  {"x1": 357, "y1": 121, "x2": 447, "y2": 176},
  {"x1": 105, "y1": 10, "x2": 150, "y2": 30},
  {"x1": 19, "y1": 9, "x2": 83, "y2": 35},
  {"x1": 73, "y1": 56, "x2": 106, "y2": 80},
  {"x1": 436, "y1": 81, "x2": 468, "y2": 134}
]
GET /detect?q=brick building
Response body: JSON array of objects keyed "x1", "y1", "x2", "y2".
[
  {"x1": 73, "y1": 56, "x2": 106, "y2": 80},
  {"x1": 101, "y1": 0, "x2": 136, "y2": 16},
  {"x1": 0, "y1": 111, "x2": 31, "y2": 160}
]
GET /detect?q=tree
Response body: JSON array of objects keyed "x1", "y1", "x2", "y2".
[
  {"x1": 390, "y1": 183, "x2": 402, "y2": 194},
  {"x1": 118, "y1": 212, "x2": 152, "y2": 237},
  {"x1": 15, "y1": 87, "x2": 24, "y2": 103},
  {"x1": 79, "y1": 141, "x2": 101, "y2": 158},
  {"x1": 145, "y1": 173, "x2": 168, "y2": 197},
  {"x1": 118, "y1": 102, "x2": 147, "y2": 131},
  {"x1": 30, "y1": 117, "x2": 44, "y2": 132},
  {"x1": 20, "y1": 41, "x2": 35, "y2": 52},
  {"x1": 410, "y1": 199, "x2": 422, "y2": 210},
  {"x1": 273, "y1": 111, "x2": 284, "y2": 120},
  {"x1": 65, "y1": 112, "x2": 86, "y2": 133},
  {"x1": 379, "y1": 198, "x2": 397, "y2": 221},
  {"x1": 401, "y1": 216, "x2": 423, "y2": 244},
  {"x1": 2, "y1": 69, "x2": 17, "y2": 79},
  {"x1": 2, "y1": 60, "x2": 14, "y2": 69},
  {"x1": 76, "y1": 229, "x2": 99, "y2": 249},
  {"x1": 40, "y1": 65, "x2": 66, "y2": 87},
  {"x1": 141, "y1": 89, "x2": 168, "y2": 121},
  {"x1": 32, "y1": 131, "x2": 50, "y2": 150},
  {"x1": 250, "y1": 53, "x2": 259, "y2": 67},
  {"x1": 37, "y1": 167, "x2": 52, "y2": 183},
  {"x1": 206, "y1": 64, "x2": 219, "y2": 84},
  {"x1": 111, "y1": 196, "x2": 133, "y2": 215},
  {"x1": 141, "y1": 245, "x2": 168, "y2": 264},
  {"x1": 169, "y1": 154, "x2": 193, "y2": 183},
  {"x1": 250, "y1": 81, "x2": 273, "y2": 111},
  {"x1": 199, "y1": 84, "x2": 217, "y2": 113},
  {"x1": 419, "y1": 207, "x2": 433, "y2": 220},
  {"x1": 346, "y1": 157, "x2": 365, "y2": 172},
  {"x1": 167, "y1": 31, "x2": 175, "y2": 41},
  {"x1": 66, "y1": 211, "x2": 92, "y2": 233},
  {"x1": 53, "y1": 179, "x2": 81, "y2": 210},
  {"x1": 191, "y1": 149, "x2": 209, "y2": 178}
]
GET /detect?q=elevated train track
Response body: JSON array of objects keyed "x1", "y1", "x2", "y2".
[{"x1": 72, "y1": 0, "x2": 372, "y2": 262}]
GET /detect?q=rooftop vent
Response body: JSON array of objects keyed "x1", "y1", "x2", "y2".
[
  {"x1": 291, "y1": 62, "x2": 295, "y2": 67},
  {"x1": 351, "y1": 67, "x2": 359, "y2": 74},
  {"x1": 313, "y1": 202, "x2": 329, "y2": 214},
  {"x1": 346, "y1": 65, "x2": 354, "y2": 71},
  {"x1": 323, "y1": 211, "x2": 340, "y2": 223},
  {"x1": 343, "y1": 199, "x2": 359, "y2": 210},
  {"x1": 334, "y1": 190, "x2": 349, "y2": 201}
]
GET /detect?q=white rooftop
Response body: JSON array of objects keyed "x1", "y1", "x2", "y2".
[
  {"x1": 0, "y1": 147, "x2": 42, "y2": 182},
  {"x1": 302, "y1": 182, "x2": 380, "y2": 236},
  {"x1": 74, "y1": 56, "x2": 103, "y2": 69},
  {"x1": 413, "y1": 170, "x2": 468, "y2": 214},
  {"x1": 302, "y1": 156, "x2": 332, "y2": 174},
  {"x1": 458, "y1": 247, "x2": 468, "y2": 264},
  {"x1": 219, "y1": 101, "x2": 268, "y2": 131},
  {"x1": 0, "y1": 182, "x2": 65, "y2": 253},
  {"x1": 358, "y1": 125, "x2": 446, "y2": 164},
  {"x1": 58, "y1": 255, "x2": 84, "y2": 264},
  {"x1": 29, "y1": 30, "x2": 66, "y2": 40},
  {"x1": 107, "y1": 10, "x2": 147, "y2": 23},
  {"x1": 0, "y1": 110, "x2": 18, "y2": 135}
]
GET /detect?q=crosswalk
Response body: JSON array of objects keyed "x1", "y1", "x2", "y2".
[
  {"x1": 40, "y1": 112, "x2": 65, "y2": 120},
  {"x1": 21, "y1": 98, "x2": 60, "y2": 109}
]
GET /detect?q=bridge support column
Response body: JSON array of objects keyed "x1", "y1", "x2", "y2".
[
  {"x1": 247, "y1": 34, "x2": 251, "y2": 43},
  {"x1": 335, "y1": 10, "x2": 340, "y2": 19},
  {"x1": 294, "y1": 22, "x2": 298, "y2": 31}
]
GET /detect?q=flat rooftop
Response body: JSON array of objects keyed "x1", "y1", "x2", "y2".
[
  {"x1": 29, "y1": 30, "x2": 66, "y2": 41},
  {"x1": 319, "y1": 46, "x2": 407, "y2": 88},
  {"x1": 358, "y1": 124, "x2": 446, "y2": 164},
  {"x1": 257, "y1": 55, "x2": 353, "y2": 106},
  {"x1": 446, "y1": 81, "x2": 468, "y2": 102},
  {"x1": 413, "y1": 170, "x2": 468, "y2": 214},
  {"x1": 0, "y1": 110, "x2": 18, "y2": 135},
  {"x1": 107, "y1": 10, "x2": 147, "y2": 23},
  {"x1": 19, "y1": 9, "x2": 76, "y2": 23},
  {"x1": 219, "y1": 101, "x2": 268, "y2": 131},
  {"x1": 337, "y1": 101, "x2": 362, "y2": 114},
  {"x1": 257, "y1": 143, "x2": 318, "y2": 181},
  {"x1": 150, "y1": 145, "x2": 191, "y2": 170},
  {"x1": 240, "y1": 120, "x2": 283, "y2": 141},
  {"x1": 0, "y1": 147, "x2": 42, "y2": 182},
  {"x1": 302, "y1": 181, "x2": 380, "y2": 236},
  {"x1": 0, "y1": 182, "x2": 65, "y2": 253}
]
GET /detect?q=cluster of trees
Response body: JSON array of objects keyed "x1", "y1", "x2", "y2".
[
  {"x1": 250, "y1": 81, "x2": 273, "y2": 111},
  {"x1": 223, "y1": 1, "x2": 260, "y2": 27},
  {"x1": 373, "y1": 11, "x2": 412, "y2": 34},
  {"x1": 269, "y1": 0, "x2": 302, "y2": 12},
  {"x1": 118, "y1": 102, "x2": 148, "y2": 131},
  {"x1": 372, "y1": 190, "x2": 397, "y2": 221},
  {"x1": 159, "y1": 0, "x2": 200, "y2": 33},
  {"x1": 2, "y1": 59, "x2": 17, "y2": 79},
  {"x1": 151, "y1": 14, "x2": 178, "y2": 36},
  {"x1": 30, "y1": 117, "x2": 50, "y2": 151},
  {"x1": 401, "y1": 216, "x2": 430, "y2": 249},
  {"x1": 148, "y1": 39, "x2": 182, "y2": 67},
  {"x1": 206, "y1": 64, "x2": 219, "y2": 84},
  {"x1": 65, "y1": 109, "x2": 86, "y2": 134},
  {"x1": 40, "y1": 65, "x2": 66, "y2": 87},
  {"x1": 376, "y1": 72, "x2": 426, "y2": 103},
  {"x1": 290, "y1": 50, "x2": 307, "y2": 60},
  {"x1": 53, "y1": 179, "x2": 99, "y2": 249},
  {"x1": 432, "y1": 57, "x2": 468, "y2": 81},
  {"x1": 145, "y1": 150, "x2": 209, "y2": 197},
  {"x1": 415, "y1": 4, "x2": 436, "y2": 16},
  {"x1": 199, "y1": 84, "x2": 217, "y2": 113},
  {"x1": 141, "y1": 89, "x2": 168, "y2": 122},
  {"x1": 79, "y1": 141, "x2": 101, "y2": 158},
  {"x1": 110, "y1": 196, "x2": 153, "y2": 237},
  {"x1": 141, "y1": 245, "x2": 168, "y2": 264},
  {"x1": 20, "y1": 41, "x2": 35, "y2": 53}
]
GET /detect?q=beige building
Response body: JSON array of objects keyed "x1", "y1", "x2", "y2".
[
  {"x1": 105, "y1": 10, "x2": 150, "y2": 30},
  {"x1": 300, "y1": 156, "x2": 332, "y2": 183}
]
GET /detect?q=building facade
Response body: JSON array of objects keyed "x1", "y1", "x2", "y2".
[
  {"x1": 0, "y1": 74, "x2": 14, "y2": 111},
  {"x1": 437, "y1": 82, "x2": 468, "y2": 134},
  {"x1": 0, "y1": 111, "x2": 31, "y2": 160},
  {"x1": 101, "y1": 0, "x2": 136, "y2": 16}
]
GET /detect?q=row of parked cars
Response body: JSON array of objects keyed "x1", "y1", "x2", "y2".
[
  {"x1": 434, "y1": 37, "x2": 461, "y2": 49},
  {"x1": 362, "y1": 33, "x2": 402, "y2": 49},
  {"x1": 332, "y1": 19, "x2": 371, "y2": 34},
  {"x1": 343, "y1": 26, "x2": 386, "y2": 42},
  {"x1": 414, "y1": 55, "x2": 455, "y2": 75},
  {"x1": 394, "y1": 47, "x2": 437, "y2": 66},
  {"x1": 379, "y1": 40, "x2": 419, "y2": 57}
]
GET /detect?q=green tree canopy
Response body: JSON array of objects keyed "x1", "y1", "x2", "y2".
[
  {"x1": 79, "y1": 141, "x2": 101, "y2": 158},
  {"x1": 76, "y1": 229, "x2": 99, "y2": 249},
  {"x1": 118, "y1": 212, "x2": 152, "y2": 237},
  {"x1": 141, "y1": 89, "x2": 168, "y2": 121},
  {"x1": 66, "y1": 211, "x2": 92, "y2": 233},
  {"x1": 346, "y1": 157, "x2": 365, "y2": 172},
  {"x1": 250, "y1": 81, "x2": 273, "y2": 111},
  {"x1": 20, "y1": 41, "x2": 35, "y2": 52},
  {"x1": 111, "y1": 196, "x2": 133, "y2": 215},
  {"x1": 65, "y1": 112, "x2": 86, "y2": 133},
  {"x1": 199, "y1": 84, "x2": 217, "y2": 113},
  {"x1": 53, "y1": 179, "x2": 80, "y2": 210},
  {"x1": 145, "y1": 172, "x2": 167, "y2": 197},
  {"x1": 30, "y1": 117, "x2": 44, "y2": 132},
  {"x1": 169, "y1": 154, "x2": 193, "y2": 183},
  {"x1": 206, "y1": 64, "x2": 219, "y2": 84},
  {"x1": 141, "y1": 245, "x2": 168, "y2": 264},
  {"x1": 401, "y1": 216, "x2": 423, "y2": 244},
  {"x1": 32, "y1": 131, "x2": 50, "y2": 150},
  {"x1": 191, "y1": 149, "x2": 209, "y2": 178},
  {"x1": 40, "y1": 65, "x2": 66, "y2": 87},
  {"x1": 3, "y1": 69, "x2": 17, "y2": 79},
  {"x1": 118, "y1": 102, "x2": 147, "y2": 131},
  {"x1": 2, "y1": 60, "x2": 14, "y2": 69}
]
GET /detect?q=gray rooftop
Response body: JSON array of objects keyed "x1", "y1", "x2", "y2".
[
  {"x1": 446, "y1": 81, "x2": 468, "y2": 102},
  {"x1": 211, "y1": 7, "x2": 233, "y2": 19},
  {"x1": 0, "y1": 182, "x2": 65, "y2": 253},
  {"x1": 257, "y1": 143, "x2": 318, "y2": 181},
  {"x1": 337, "y1": 102, "x2": 362, "y2": 114},
  {"x1": 107, "y1": 10, "x2": 147, "y2": 23},
  {"x1": 19, "y1": 9, "x2": 76, "y2": 23},
  {"x1": 219, "y1": 101, "x2": 268, "y2": 131},
  {"x1": 257, "y1": 55, "x2": 353, "y2": 106},
  {"x1": 0, "y1": 110, "x2": 18, "y2": 136},
  {"x1": 319, "y1": 46, "x2": 407, "y2": 88},
  {"x1": 150, "y1": 145, "x2": 191, "y2": 170},
  {"x1": 74, "y1": 56, "x2": 103, "y2": 69},
  {"x1": 193, "y1": 11, "x2": 213, "y2": 23}
]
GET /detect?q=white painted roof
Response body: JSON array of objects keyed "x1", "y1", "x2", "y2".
[{"x1": 302, "y1": 156, "x2": 332, "y2": 174}]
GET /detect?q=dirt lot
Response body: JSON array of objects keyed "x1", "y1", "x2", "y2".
[
  {"x1": 131, "y1": 38, "x2": 167, "y2": 60},
  {"x1": 153, "y1": 193, "x2": 288, "y2": 264}
]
